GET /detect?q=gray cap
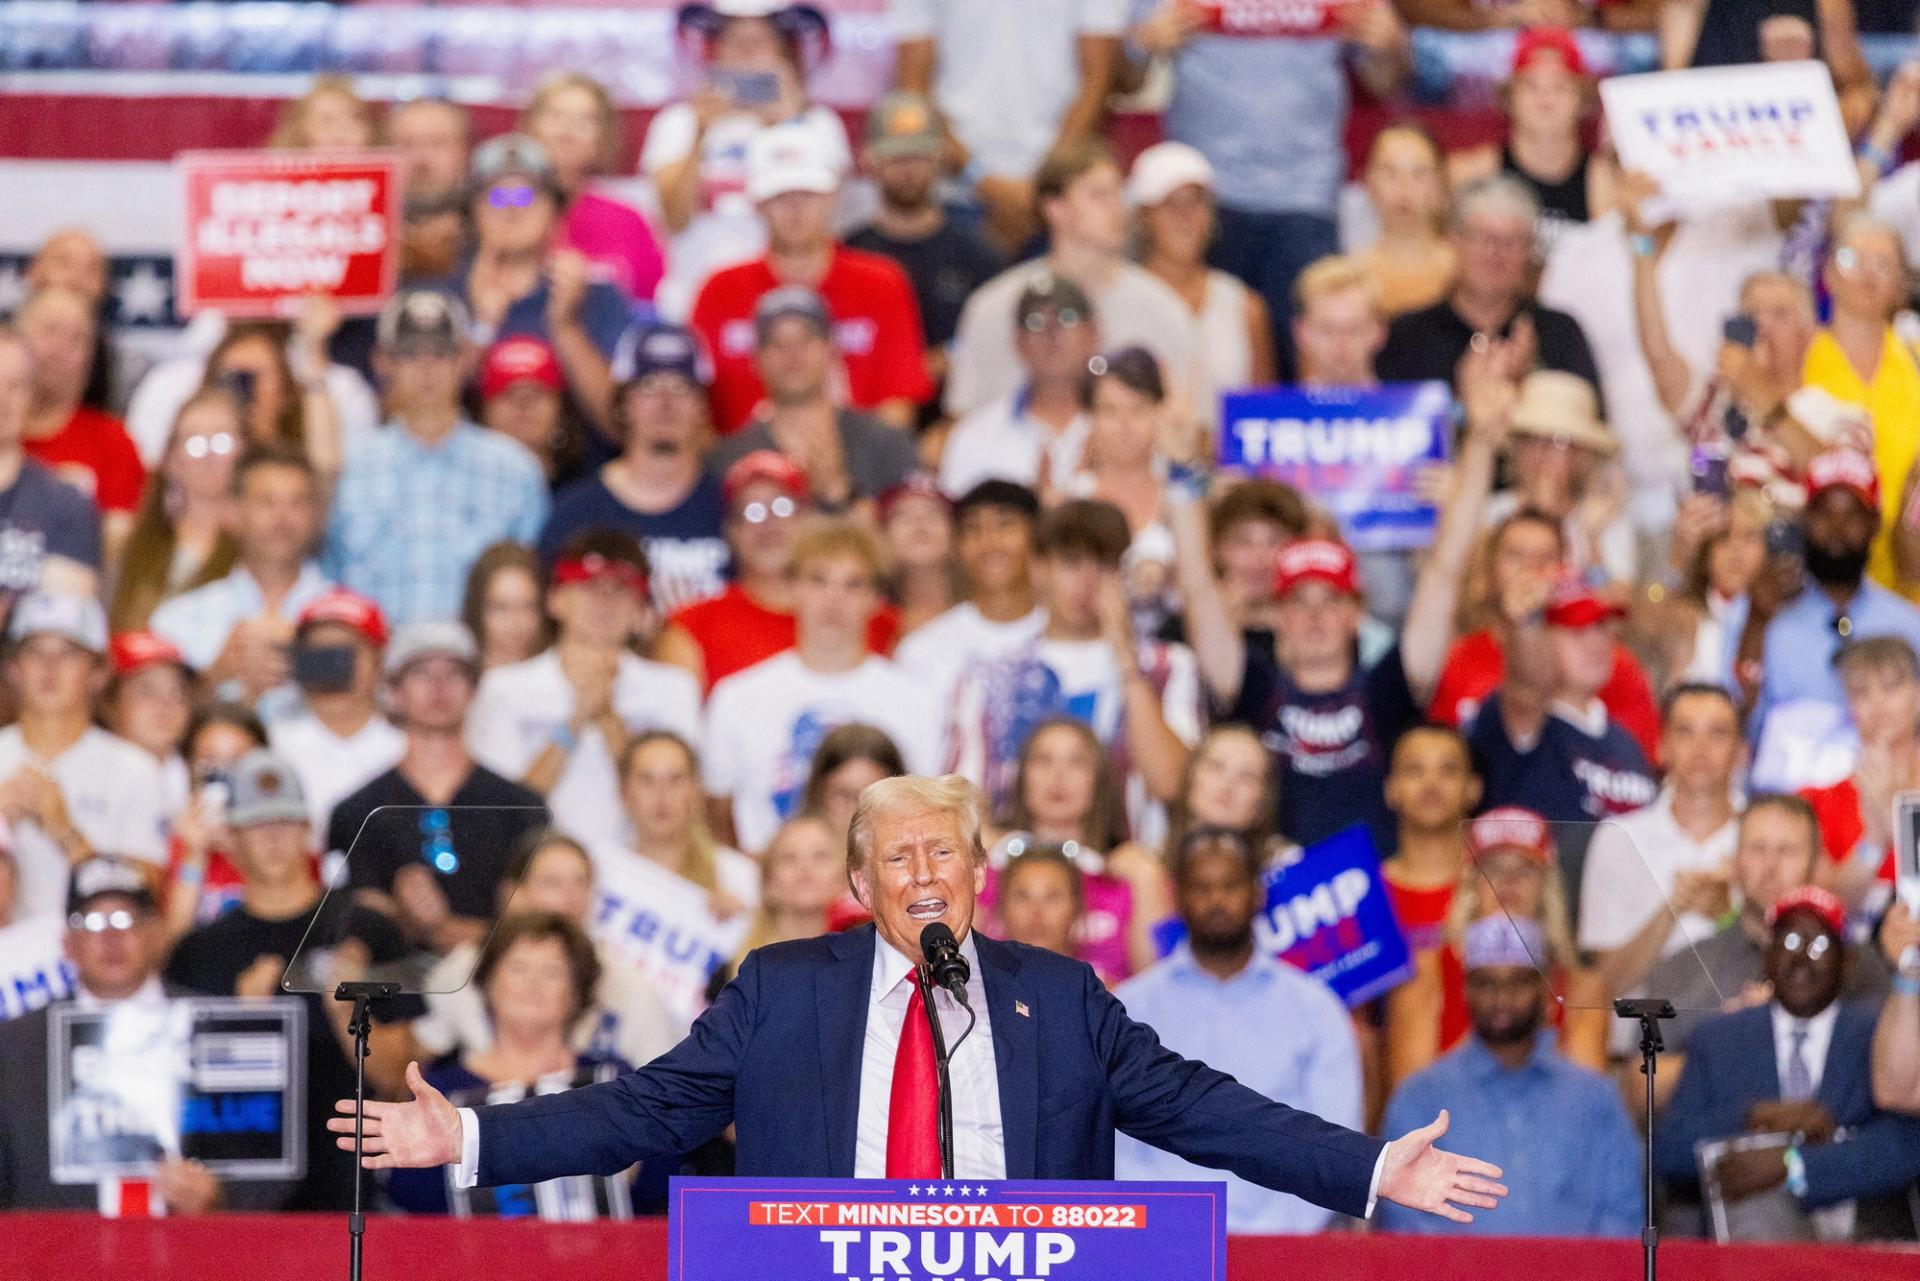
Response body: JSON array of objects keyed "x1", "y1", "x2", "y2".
[
  {"x1": 67, "y1": 855, "x2": 158, "y2": 916},
  {"x1": 376, "y1": 289, "x2": 472, "y2": 352},
  {"x1": 866, "y1": 91, "x2": 943, "y2": 161},
  {"x1": 227, "y1": 749, "x2": 310, "y2": 829},
  {"x1": 8, "y1": 590, "x2": 107, "y2": 654},
  {"x1": 384, "y1": 621, "x2": 479, "y2": 680},
  {"x1": 753, "y1": 285, "x2": 833, "y2": 346},
  {"x1": 468, "y1": 133, "x2": 564, "y2": 204}
]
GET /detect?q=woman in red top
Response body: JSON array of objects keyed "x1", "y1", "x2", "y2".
[
  {"x1": 1385, "y1": 806, "x2": 1607, "y2": 1088},
  {"x1": 658, "y1": 450, "x2": 896, "y2": 690}
]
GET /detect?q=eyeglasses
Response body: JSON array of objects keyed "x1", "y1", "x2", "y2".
[
  {"x1": 1778, "y1": 928, "x2": 1832, "y2": 961},
  {"x1": 182, "y1": 432, "x2": 236, "y2": 460},
  {"x1": 1022, "y1": 308, "x2": 1085, "y2": 333},
  {"x1": 1834, "y1": 246, "x2": 1903, "y2": 280},
  {"x1": 739, "y1": 496, "x2": 798, "y2": 524},
  {"x1": 68, "y1": 908, "x2": 139, "y2": 933}
]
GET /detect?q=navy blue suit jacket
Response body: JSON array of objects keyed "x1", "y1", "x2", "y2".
[
  {"x1": 475, "y1": 926, "x2": 1387, "y2": 1217},
  {"x1": 1654, "y1": 1001, "x2": 1920, "y2": 1207}
]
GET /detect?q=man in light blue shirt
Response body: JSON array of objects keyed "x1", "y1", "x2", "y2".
[
  {"x1": 1113, "y1": 825, "x2": 1363, "y2": 1233},
  {"x1": 1378, "y1": 915, "x2": 1641, "y2": 1238},
  {"x1": 1123, "y1": 0, "x2": 1408, "y2": 374},
  {"x1": 1751, "y1": 450, "x2": 1920, "y2": 774},
  {"x1": 325, "y1": 290, "x2": 548, "y2": 626}
]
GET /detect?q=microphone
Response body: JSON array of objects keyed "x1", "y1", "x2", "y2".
[{"x1": 919, "y1": 922, "x2": 971, "y2": 1009}]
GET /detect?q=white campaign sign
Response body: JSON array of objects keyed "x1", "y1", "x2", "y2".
[
  {"x1": 587, "y1": 849, "x2": 751, "y2": 1028},
  {"x1": 1602, "y1": 60, "x2": 1860, "y2": 214},
  {"x1": 0, "y1": 913, "x2": 77, "y2": 1020}
]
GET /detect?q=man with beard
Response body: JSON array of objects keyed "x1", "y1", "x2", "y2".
[
  {"x1": 1378, "y1": 913, "x2": 1641, "y2": 1237},
  {"x1": 1657, "y1": 887, "x2": 1920, "y2": 1240},
  {"x1": 1112, "y1": 825, "x2": 1362, "y2": 1233},
  {"x1": 1751, "y1": 448, "x2": 1920, "y2": 769}
]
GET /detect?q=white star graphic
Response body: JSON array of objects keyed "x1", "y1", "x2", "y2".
[
  {"x1": 907, "y1": 1184, "x2": 920, "y2": 1196},
  {"x1": 115, "y1": 261, "x2": 171, "y2": 324},
  {"x1": 975, "y1": 1185, "x2": 989, "y2": 1196},
  {"x1": 958, "y1": 1185, "x2": 972, "y2": 1197},
  {"x1": 943, "y1": 1184, "x2": 956, "y2": 1197},
  {"x1": 0, "y1": 264, "x2": 26, "y2": 317}
]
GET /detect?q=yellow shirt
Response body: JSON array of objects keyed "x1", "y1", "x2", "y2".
[{"x1": 1802, "y1": 327, "x2": 1920, "y2": 596}]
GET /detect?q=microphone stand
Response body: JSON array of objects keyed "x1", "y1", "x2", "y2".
[
  {"x1": 337, "y1": 981, "x2": 399, "y2": 1281},
  {"x1": 915, "y1": 967, "x2": 956, "y2": 1181},
  {"x1": 1616, "y1": 998, "x2": 1674, "y2": 1281}
]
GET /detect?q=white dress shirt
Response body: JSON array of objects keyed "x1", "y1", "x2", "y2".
[{"x1": 1769, "y1": 1000, "x2": 1840, "y2": 1100}]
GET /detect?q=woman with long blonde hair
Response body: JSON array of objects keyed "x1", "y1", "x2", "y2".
[
  {"x1": 728, "y1": 814, "x2": 840, "y2": 975},
  {"x1": 618, "y1": 730, "x2": 759, "y2": 913},
  {"x1": 522, "y1": 71, "x2": 665, "y2": 302},
  {"x1": 109, "y1": 388, "x2": 243, "y2": 631},
  {"x1": 268, "y1": 75, "x2": 378, "y2": 151}
]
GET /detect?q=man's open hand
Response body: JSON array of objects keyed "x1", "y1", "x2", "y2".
[
  {"x1": 1377, "y1": 1110, "x2": 1509, "y2": 1224},
  {"x1": 328, "y1": 1061, "x2": 462, "y2": 1169}
]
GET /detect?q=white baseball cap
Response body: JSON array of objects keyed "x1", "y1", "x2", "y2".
[
  {"x1": 1126, "y1": 142, "x2": 1215, "y2": 208},
  {"x1": 746, "y1": 121, "x2": 844, "y2": 203},
  {"x1": 8, "y1": 590, "x2": 107, "y2": 654}
]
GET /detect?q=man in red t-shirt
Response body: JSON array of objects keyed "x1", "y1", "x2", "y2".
[
  {"x1": 658, "y1": 451, "x2": 897, "y2": 692},
  {"x1": 1799, "y1": 635, "x2": 1912, "y2": 904},
  {"x1": 688, "y1": 120, "x2": 933, "y2": 434},
  {"x1": 16, "y1": 287, "x2": 145, "y2": 543},
  {"x1": 1429, "y1": 507, "x2": 1661, "y2": 761}
]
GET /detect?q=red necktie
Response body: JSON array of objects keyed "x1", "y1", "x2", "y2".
[{"x1": 885, "y1": 973, "x2": 942, "y2": 1179}]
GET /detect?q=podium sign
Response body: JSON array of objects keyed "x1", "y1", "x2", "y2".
[{"x1": 668, "y1": 1178, "x2": 1225, "y2": 1281}]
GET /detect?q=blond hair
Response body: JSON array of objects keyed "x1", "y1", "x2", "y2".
[
  {"x1": 1293, "y1": 254, "x2": 1383, "y2": 319},
  {"x1": 789, "y1": 518, "x2": 890, "y2": 583},
  {"x1": 846, "y1": 774, "x2": 987, "y2": 885},
  {"x1": 1445, "y1": 852, "x2": 1577, "y2": 971},
  {"x1": 521, "y1": 72, "x2": 624, "y2": 177}
]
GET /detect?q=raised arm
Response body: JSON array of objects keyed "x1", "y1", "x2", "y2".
[
  {"x1": 1874, "y1": 904, "x2": 1920, "y2": 1114},
  {"x1": 1169, "y1": 482, "x2": 1248, "y2": 705}
]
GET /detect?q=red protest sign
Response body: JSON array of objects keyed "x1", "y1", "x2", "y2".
[
  {"x1": 176, "y1": 150, "x2": 401, "y2": 317},
  {"x1": 1197, "y1": 0, "x2": 1350, "y2": 37}
]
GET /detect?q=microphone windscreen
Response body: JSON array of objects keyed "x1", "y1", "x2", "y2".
[{"x1": 920, "y1": 922, "x2": 958, "y2": 957}]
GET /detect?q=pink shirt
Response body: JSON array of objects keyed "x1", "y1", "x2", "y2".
[
  {"x1": 980, "y1": 863, "x2": 1139, "y2": 988},
  {"x1": 560, "y1": 189, "x2": 665, "y2": 302}
]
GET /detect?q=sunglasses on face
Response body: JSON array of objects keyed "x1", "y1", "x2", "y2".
[
  {"x1": 738, "y1": 496, "x2": 798, "y2": 524},
  {"x1": 1022, "y1": 308, "x2": 1085, "y2": 333},
  {"x1": 487, "y1": 184, "x2": 538, "y2": 209},
  {"x1": 68, "y1": 908, "x2": 140, "y2": 933},
  {"x1": 182, "y1": 432, "x2": 236, "y2": 460}
]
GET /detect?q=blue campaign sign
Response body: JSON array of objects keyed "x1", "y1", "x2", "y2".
[
  {"x1": 669, "y1": 1178, "x2": 1225, "y2": 1281},
  {"x1": 1155, "y1": 826, "x2": 1413, "y2": 1008},
  {"x1": 1219, "y1": 382, "x2": 1453, "y2": 552}
]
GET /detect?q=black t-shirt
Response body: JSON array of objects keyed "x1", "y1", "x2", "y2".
[
  {"x1": 537, "y1": 469, "x2": 731, "y2": 611},
  {"x1": 846, "y1": 221, "x2": 1004, "y2": 349},
  {"x1": 165, "y1": 895, "x2": 415, "y2": 1002},
  {"x1": 331, "y1": 765, "x2": 548, "y2": 920},
  {"x1": 1689, "y1": 0, "x2": 1817, "y2": 66},
  {"x1": 1228, "y1": 640, "x2": 1420, "y2": 850},
  {"x1": 1376, "y1": 299, "x2": 1601, "y2": 397}
]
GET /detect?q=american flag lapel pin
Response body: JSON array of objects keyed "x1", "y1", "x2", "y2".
[{"x1": 1014, "y1": 1000, "x2": 1030, "y2": 1018}]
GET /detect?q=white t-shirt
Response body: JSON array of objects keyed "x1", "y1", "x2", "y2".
[
  {"x1": 0, "y1": 726, "x2": 167, "y2": 920},
  {"x1": 466, "y1": 648, "x2": 703, "y2": 849},
  {"x1": 891, "y1": 0, "x2": 1128, "y2": 181},
  {"x1": 702, "y1": 651, "x2": 939, "y2": 853},
  {"x1": 270, "y1": 712, "x2": 405, "y2": 844},
  {"x1": 1870, "y1": 162, "x2": 1920, "y2": 270},
  {"x1": 1537, "y1": 206, "x2": 1782, "y2": 535},
  {"x1": 638, "y1": 103, "x2": 851, "y2": 320},
  {"x1": 945, "y1": 259, "x2": 1208, "y2": 422},
  {"x1": 895, "y1": 601, "x2": 1047, "y2": 725},
  {"x1": 943, "y1": 635, "x2": 1204, "y2": 846},
  {"x1": 937, "y1": 394, "x2": 1090, "y2": 498}
]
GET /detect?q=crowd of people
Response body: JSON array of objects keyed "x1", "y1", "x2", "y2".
[{"x1": 1, "y1": 0, "x2": 1919, "y2": 1246}]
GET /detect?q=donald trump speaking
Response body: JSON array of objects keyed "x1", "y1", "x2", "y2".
[{"x1": 332, "y1": 775, "x2": 1507, "y2": 1224}]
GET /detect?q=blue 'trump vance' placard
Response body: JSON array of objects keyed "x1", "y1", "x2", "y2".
[
  {"x1": 1219, "y1": 382, "x2": 1452, "y2": 553},
  {"x1": 669, "y1": 1178, "x2": 1225, "y2": 1281}
]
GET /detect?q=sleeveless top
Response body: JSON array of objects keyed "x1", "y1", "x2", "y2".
[
  {"x1": 1501, "y1": 143, "x2": 1589, "y2": 257},
  {"x1": 1196, "y1": 269, "x2": 1256, "y2": 392}
]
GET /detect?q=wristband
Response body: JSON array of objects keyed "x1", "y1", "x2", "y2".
[
  {"x1": 1782, "y1": 1144, "x2": 1809, "y2": 1199},
  {"x1": 1630, "y1": 233, "x2": 1658, "y2": 259},
  {"x1": 1165, "y1": 461, "x2": 1211, "y2": 505},
  {"x1": 1859, "y1": 142, "x2": 1896, "y2": 177},
  {"x1": 549, "y1": 723, "x2": 580, "y2": 753},
  {"x1": 176, "y1": 863, "x2": 206, "y2": 890},
  {"x1": 1852, "y1": 836, "x2": 1885, "y2": 868},
  {"x1": 1895, "y1": 972, "x2": 1920, "y2": 997}
]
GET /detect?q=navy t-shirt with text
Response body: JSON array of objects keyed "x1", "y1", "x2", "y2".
[
  {"x1": 1467, "y1": 692, "x2": 1659, "y2": 823},
  {"x1": 1230, "y1": 641, "x2": 1421, "y2": 850},
  {"x1": 538, "y1": 470, "x2": 730, "y2": 612}
]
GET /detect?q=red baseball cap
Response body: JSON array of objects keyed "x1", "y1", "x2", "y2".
[
  {"x1": 479, "y1": 336, "x2": 565, "y2": 402},
  {"x1": 1543, "y1": 574, "x2": 1626, "y2": 629},
  {"x1": 109, "y1": 630, "x2": 192, "y2": 678},
  {"x1": 1512, "y1": 25, "x2": 1587, "y2": 78},
  {"x1": 551, "y1": 552, "x2": 650, "y2": 599},
  {"x1": 877, "y1": 473, "x2": 951, "y2": 525},
  {"x1": 722, "y1": 449, "x2": 811, "y2": 509},
  {"x1": 1805, "y1": 447, "x2": 1881, "y2": 511},
  {"x1": 1273, "y1": 538, "x2": 1359, "y2": 599},
  {"x1": 1767, "y1": 884, "x2": 1846, "y2": 936},
  {"x1": 296, "y1": 588, "x2": 390, "y2": 649},
  {"x1": 1466, "y1": 806, "x2": 1557, "y2": 867}
]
